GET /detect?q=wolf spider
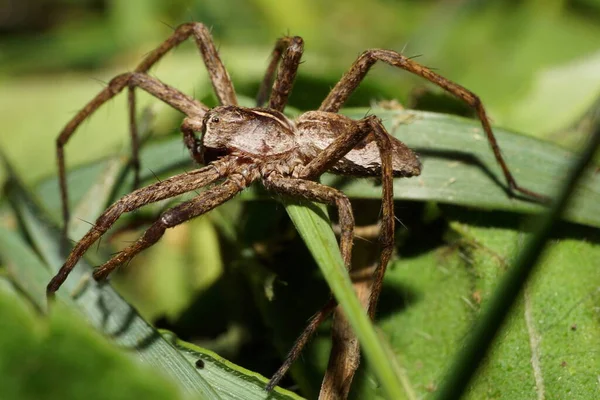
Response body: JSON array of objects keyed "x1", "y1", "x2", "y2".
[{"x1": 47, "y1": 22, "x2": 544, "y2": 391}]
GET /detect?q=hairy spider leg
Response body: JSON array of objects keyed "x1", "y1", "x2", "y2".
[
  {"x1": 319, "y1": 48, "x2": 548, "y2": 201},
  {"x1": 56, "y1": 73, "x2": 207, "y2": 237},
  {"x1": 267, "y1": 298, "x2": 337, "y2": 392},
  {"x1": 92, "y1": 178, "x2": 245, "y2": 281},
  {"x1": 265, "y1": 115, "x2": 395, "y2": 390},
  {"x1": 263, "y1": 176, "x2": 354, "y2": 392},
  {"x1": 57, "y1": 22, "x2": 236, "y2": 237},
  {"x1": 134, "y1": 22, "x2": 237, "y2": 106},
  {"x1": 256, "y1": 36, "x2": 304, "y2": 111},
  {"x1": 47, "y1": 164, "x2": 226, "y2": 299},
  {"x1": 297, "y1": 115, "x2": 395, "y2": 317},
  {"x1": 127, "y1": 22, "x2": 235, "y2": 186}
]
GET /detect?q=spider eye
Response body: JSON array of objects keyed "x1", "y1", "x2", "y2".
[{"x1": 211, "y1": 116, "x2": 220, "y2": 123}]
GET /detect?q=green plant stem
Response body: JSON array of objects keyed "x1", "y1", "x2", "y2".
[{"x1": 435, "y1": 124, "x2": 600, "y2": 400}]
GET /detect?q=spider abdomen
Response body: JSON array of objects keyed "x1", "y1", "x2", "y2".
[{"x1": 296, "y1": 111, "x2": 422, "y2": 178}]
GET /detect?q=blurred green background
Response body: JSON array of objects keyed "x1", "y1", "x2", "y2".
[
  {"x1": 1, "y1": 0, "x2": 600, "y2": 185},
  {"x1": 1, "y1": 0, "x2": 600, "y2": 399}
]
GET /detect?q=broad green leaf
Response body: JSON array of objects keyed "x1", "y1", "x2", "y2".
[
  {"x1": 0, "y1": 277, "x2": 181, "y2": 400},
  {"x1": 1, "y1": 161, "x2": 304, "y2": 400},
  {"x1": 348, "y1": 245, "x2": 477, "y2": 399},
  {"x1": 2, "y1": 176, "x2": 221, "y2": 399},
  {"x1": 436, "y1": 124, "x2": 600, "y2": 399},
  {"x1": 452, "y1": 219, "x2": 600, "y2": 399},
  {"x1": 339, "y1": 211, "x2": 600, "y2": 399}
]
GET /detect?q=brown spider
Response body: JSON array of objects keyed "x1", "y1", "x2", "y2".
[{"x1": 47, "y1": 22, "x2": 544, "y2": 391}]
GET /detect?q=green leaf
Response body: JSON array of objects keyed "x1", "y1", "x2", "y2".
[
  {"x1": 452, "y1": 219, "x2": 600, "y2": 399},
  {"x1": 436, "y1": 117, "x2": 600, "y2": 398},
  {"x1": 505, "y1": 51, "x2": 600, "y2": 136},
  {"x1": 0, "y1": 277, "x2": 182, "y2": 400},
  {"x1": 163, "y1": 331, "x2": 305, "y2": 400},
  {"x1": 341, "y1": 210, "x2": 600, "y2": 399},
  {"x1": 347, "y1": 242, "x2": 477, "y2": 399}
]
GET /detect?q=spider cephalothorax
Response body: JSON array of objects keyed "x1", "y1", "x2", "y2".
[
  {"x1": 47, "y1": 22, "x2": 544, "y2": 394},
  {"x1": 200, "y1": 106, "x2": 297, "y2": 163}
]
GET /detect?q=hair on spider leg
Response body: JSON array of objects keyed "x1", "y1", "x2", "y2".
[
  {"x1": 183, "y1": 6, "x2": 196, "y2": 24},
  {"x1": 179, "y1": 168, "x2": 202, "y2": 196},
  {"x1": 75, "y1": 217, "x2": 96, "y2": 227},
  {"x1": 353, "y1": 234, "x2": 376, "y2": 244},
  {"x1": 89, "y1": 76, "x2": 110, "y2": 89},
  {"x1": 400, "y1": 41, "x2": 410, "y2": 55},
  {"x1": 67, "y1": 237, "x2": 78, "y2": 245},
  {"x1": 95, "y1": 235, "x2": 103, "y2": 254},
  {"x1": 158, "y1": 20, "x2": 176, "y2": 32},
  {"x1": 147, "y1": 168, "x2": 163, "y2": 183},
  {"x1": 392, "y1": 214, "x2": 408, "y2": 231},
  {"x1": 406, "y1": 53, "x2": 423, "y2": 60},
  {"x1": 124, "y1": 257, "x2": 134, "y2": 270}
]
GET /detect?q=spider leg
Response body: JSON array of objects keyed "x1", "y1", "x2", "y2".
[
  {"x1": 296, "y1": 116, "x2": 396, "y2": 307},
  {"x1": 319, "y1": 49, "x2": 548, "y2": 202},
  {"x1": 127, "y1": 22, "x2": 235, "y2": 190},
  {"x1": 256, "y1": 36, "x2": 304, "y2": 111},
  {"x1": 267, "y1": 298, "x2": 337, "y2": 392},
  {"x1": 361, "y1": 118, "x2": 394, "y2": 318},
  {"x1": 263, "y1": 175, "x2": 355, "y2": 390},
  {"x1": 58, "y1": 22, "x2": 236, "y2": 236},
  {"x1": 299, "y1": 115, "x2": 396, "y2": 316},
  {"x1": 92, "y1": 178, "x2": 245, "y2": 282},
  {"x1": 47, "y1": 164, "x2": 225, "y2": 299},
  {"x1": 57, "y1": 73, "x2": 208, "y2": 237},
  {"x1": 135, "y1": 22, "x2": 237, "y2": 106},
  {"x1": 295, "y1": 116, "x2": 395, "y2": 395}
]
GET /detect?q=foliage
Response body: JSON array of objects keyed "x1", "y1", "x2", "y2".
[{"x1": 1, "y1": 1, "x2": 600, "y2": 399}]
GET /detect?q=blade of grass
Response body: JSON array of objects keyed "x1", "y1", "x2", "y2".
[
  {"x1": 284, "y1": 201, "x2": 405, "y2": 400},
  {"x1": 435, "y1": 121, "x2": 600, "y2": 399}
]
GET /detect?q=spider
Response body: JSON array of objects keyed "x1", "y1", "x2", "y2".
[{"x1": 46, "y1": 22, "x2": 545, "y2": 391}]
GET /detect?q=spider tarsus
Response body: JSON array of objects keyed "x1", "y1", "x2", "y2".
[
  {"x1": 92, "y1": 268, "x2": 110, "y2": 282},
  {"x1": 46, "y1": 274, "x2": 64, "y2": 303},
  {"x1": 512, "y1": 184, "x2": 552, "y2": 204},
  {"x1": 46, "y1": 288, "x2": 56, "y2": 302}
]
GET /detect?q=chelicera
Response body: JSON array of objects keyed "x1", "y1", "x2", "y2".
[{"x1": 46, "y1": 22, "x2": 544, "y2": 391}]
